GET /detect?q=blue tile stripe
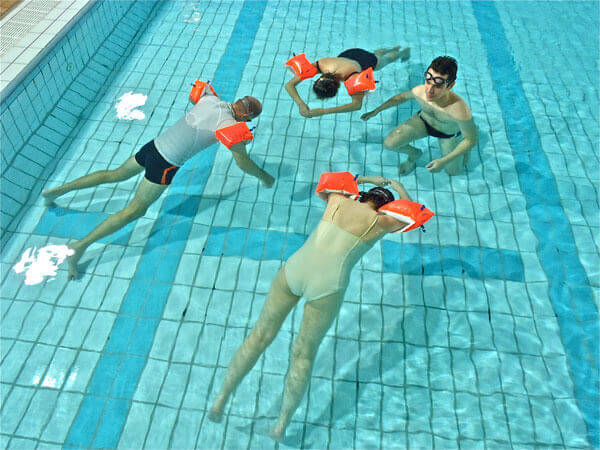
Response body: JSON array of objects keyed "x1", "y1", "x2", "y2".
[
  {"x1": 64, "y1": 2, "x2": 268, "y2": 447},
  {"x1": 34, "y1": 207, "x2": 134, "y2": 245},
  {"x1": 202, "y1": 226, "x2": 525, "y2": 281},
  {"x1": 37, "y1": 211, "x2": 525, "y2": 281},
  {"x1": 472, "y1": 3, "x2": 599, "y2": 446}
]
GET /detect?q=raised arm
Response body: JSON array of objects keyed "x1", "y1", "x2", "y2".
[
  {"x1": 387, "y1": 179, "x2": 412, "y2": 201},
  {"x1": 229, "y1": 143, "x2": 275, "y2": 187},
  {"x1": 356, "y1": 175, "x2": 389, "y2": 186},
  {"x1": 361, "y1": 89, "x2": 415, "y2": 121}
]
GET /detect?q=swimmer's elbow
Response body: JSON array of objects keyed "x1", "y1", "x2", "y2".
[{"x1": 286, "y1": 77, "x2": 301, "y2": 88}]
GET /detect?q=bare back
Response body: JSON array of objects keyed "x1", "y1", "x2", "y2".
[
  {"x1": 316, "y1": 57, "x2": 362, "y2": 80},
  {"x1": 321, "y1": 194, "x2": 405, "y2": 241}
]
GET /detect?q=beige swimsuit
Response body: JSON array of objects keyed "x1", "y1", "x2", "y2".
[{"x1": 284, "y1": 204, "x2": 379, "y2": 301}]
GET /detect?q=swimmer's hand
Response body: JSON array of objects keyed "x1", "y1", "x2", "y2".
[
  {"x1": 426, "y1": 159, "x2": 445, "y2": 173},
  {"x1": 361, "y1": 110, "x2": 377, "y2": 121}
]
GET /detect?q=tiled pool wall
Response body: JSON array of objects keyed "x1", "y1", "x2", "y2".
[{"x1": 0, "y1": 0, "x2": 161, "y2": 248}]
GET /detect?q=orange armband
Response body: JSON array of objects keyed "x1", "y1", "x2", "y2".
[
  {"x1": 344, "y1": 68, "x2": 377, "y2": 95},
  {"x1": 378, "y1": 200, "x2": 435, "y2": 232},
  {"x1": 189, "y1": 80, "x2": 218, "y2": 103},
  {"x1": 315, "y1": 172, "x2": 359, "y2": 201},
  {"x1": 285, "y1": 53, "x2": 318, "y2": 80},
  {"x1": 215, "y1": 122, "x2": 254, "y2": 149}
]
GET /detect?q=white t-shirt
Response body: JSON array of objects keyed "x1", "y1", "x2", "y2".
[{"x1": 154, "y1": 89, "x2": 237, "y2": 167}]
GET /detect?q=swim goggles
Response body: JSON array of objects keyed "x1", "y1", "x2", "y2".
[{"x1": 424, "y1": 71, "x2": 453, "y2": 86}]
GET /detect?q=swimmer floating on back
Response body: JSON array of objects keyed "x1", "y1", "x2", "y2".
[
  {"x1": 43, "y1": 83, "x2": 274, "y2": 280},
  {"x1": 362, "y1": 56, "x2": 478, "y2": 175},
  {"x1": 285, "y1": 46, "x2": 410, "y2": 118},
  {"x1": 208, "y1": 172, "x2": 434, "y2": 442}
]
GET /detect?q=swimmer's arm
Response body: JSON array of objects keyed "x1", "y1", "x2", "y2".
[
  {"x1": 229, "y1": 143, "x2": 275, "y2": 187},
  {"x1": 285, "y1": 76, "x2": 309, "y2": 110},
  {"x1": 361, "y1": 90, "x2": 415, "y2": 120},
  {"x1": 439, "y1": 117, "x2": 478, "y2": 164},
  {"x1": 308, "y1": 92, "x2": 365, "y2": 117},
  {"x1": 356, "y1": 176, "x2": 388, "y2": 186},
  {"x1": 387, "y1": 180, "x2": 412, "y2": 201}
]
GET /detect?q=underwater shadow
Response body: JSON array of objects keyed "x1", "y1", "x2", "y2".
[
  {"x1": 291, "y1": 183, "x2": 314, "y2": 203},
  {"x1": 269, "y1": 305, "x2": 424, "y2": 447}
]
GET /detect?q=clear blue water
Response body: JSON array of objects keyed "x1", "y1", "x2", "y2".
[{"x1": 1, "y1": 1, "x2": 598, "y2": 448}]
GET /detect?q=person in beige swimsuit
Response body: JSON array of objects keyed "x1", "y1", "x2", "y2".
[{"x1": 208, "y1": 175, "x2": 414, "y2": 442}]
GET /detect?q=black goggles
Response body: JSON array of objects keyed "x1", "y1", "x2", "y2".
[{"x1": 424, "y1": 71, "x2": 453, "y2": 87}]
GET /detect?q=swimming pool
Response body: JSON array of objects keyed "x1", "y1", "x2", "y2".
[{"x1": 1, "y1": 0, "x2": 598, "y2": 448}]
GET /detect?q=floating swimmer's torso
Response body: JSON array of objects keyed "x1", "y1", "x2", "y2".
[
  {"x1": 285, "y1": 219, "x2": 377, "y2": 301},
  {"x1": 154, "y1": 93, "x2": 236, "y2": 166}
]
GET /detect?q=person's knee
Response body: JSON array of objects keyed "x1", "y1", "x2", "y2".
[
  {"x1": 251, "y1": 326, "x2": 278, "y2": 351},
  {"x1": 291, "y1": 335, "x2": 319, "y2": 363},
  {"x1": 444, "y1": 163, "x2": 464, "y2": 176},
  {"x1": 290, "y1": 345, "x2": 314, "y2": 374},
  {"x1": 384, "y1": 133, "x2": 399, "y2": 150},
  {"x1": 124, "y1": 202, "x2": 148, "y2": 220}
]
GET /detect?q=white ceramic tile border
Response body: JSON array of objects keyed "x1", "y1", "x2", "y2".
[{"x1": 0, "y1": 0, "x2": 95, "y2": 99}]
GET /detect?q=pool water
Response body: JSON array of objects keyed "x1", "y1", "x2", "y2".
[{"x1": 0, "y1": 1, "x2": 598, "y2": 448}]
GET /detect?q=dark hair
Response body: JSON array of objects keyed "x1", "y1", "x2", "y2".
[
  {"x1": 313, "y1": 74, "x2": 340, "y2": 98},
  {"x1": 358, "y1": 187, "x2": 394, "y2": 209},
  {"x1": 429, "y1": 56, "x2": 458, "y2": 83}
]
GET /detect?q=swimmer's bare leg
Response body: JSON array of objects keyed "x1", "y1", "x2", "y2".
[
  {"x1": 43, "y1": 156, "x2": 143, "y2": 206},
  {"x1": 384, "y1": 114, "x2": 428, "y2": 175},
  {"x1": 209, "y1": 269, "x2": 299, "y2": 423},
  {"x1": 374, "y1": 46, "x2": 411, "y2": 70},
  {"x1": 438, "y1": 136, "x2": 469, "y2": 175},
  {"x1": 67, "y1": 178, "x2": 166, "y2": 279},
  {"x1": 270, "y1": 292, "x2": 343, "y2": 442}
]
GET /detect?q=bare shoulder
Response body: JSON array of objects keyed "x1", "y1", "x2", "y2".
[
  {"x1": 378, "y1": 212, "x2": 407, "y2": 232},
  {"x1": 412, "y1": 84, "x2": 425, "y2": 97},
  {"x1": 448, "y1": 93, "x2": 473, "y2": 121},
  {"x1": 318, "y1": 57, "x2": 338, "y2": 70}
]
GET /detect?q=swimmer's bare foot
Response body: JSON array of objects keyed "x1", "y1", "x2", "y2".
[
  {"x1": 42, "y1": 188, "x2": 59, "y2": 206},
  {"x1": 67, "y1": 242, "x2": 85, "y2": 280},
  {"x1": 398, "y1": 149, "x2": 422, "y2": 175},
  {"x1": 399, "y1": 46, "x2": 411, "y2": 62},
  {"x1": 269, "y1": 423, "x2": 286, "y2": 442},
  {"x1": 208, "y1": 395, "x2": 226, "y2": 423}
]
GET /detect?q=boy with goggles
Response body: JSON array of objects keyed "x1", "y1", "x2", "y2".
[{"x1": 362, "y1": 56, "x2": 477, "y2": 175}]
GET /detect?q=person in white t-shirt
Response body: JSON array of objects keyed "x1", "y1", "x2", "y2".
[{"x1": 43, "y1": 89, "x2": 273, "y2": 280}]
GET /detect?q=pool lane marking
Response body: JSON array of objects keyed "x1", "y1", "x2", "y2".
[
  {"x1": 38, "y1": 216, "x2": 526, "y2": 282},
  {"x1": 64, "y1": 1, "x2": 268, "y2": 447},
  {"x1": 472, "y1": 2, "x2": 598, "y2": 445}
]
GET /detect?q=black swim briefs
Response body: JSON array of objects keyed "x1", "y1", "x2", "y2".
[
  {"x1": 134, "y1": 140, "x2": 180, "y2": 185},
  {"x1": 418, "y1": 111, "x2": 462, "y2": 139},
  {"x1": 337, "y1": 48, "x2": 378, "y2": 72}
]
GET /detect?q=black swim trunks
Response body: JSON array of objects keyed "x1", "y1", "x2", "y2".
[
  {"x1": 418, "y1": 111, "x2": 462, "y2": 139},
  {"x1": 337, "y1": 48, "x2": 378, "y2": 72},
  {"x1": 134, "y1": 140, "x2": 180, "y2": 185}
]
